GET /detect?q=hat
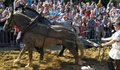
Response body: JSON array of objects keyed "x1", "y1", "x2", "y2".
[{"x1": 113, "y1": 21, "x2": 120, "y2": 26}]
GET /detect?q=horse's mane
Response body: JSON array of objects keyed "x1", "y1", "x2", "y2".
[
  {"x1": 16, "y1": 13, "x2": 32, "y2": 20},
  {"x1": 22, "y1": 6, "x2": 53, "y2": 25},
  {"x1": 23, "y1": 6, "x2": 40, "y2": 15}
]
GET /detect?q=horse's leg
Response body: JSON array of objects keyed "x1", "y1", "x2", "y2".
[
  {"x1": 63, "y1": 42, "x2": 80, "y2": 65},
  {"x1": 77, "y1": 44, "x2": 84, "y2": 65},
  {"x1": 78, "y1": 44, "x2": 84, "y2": 59},
  {"x1": 14, "y1": 45, "x2": 28, "y2": 64},
  {"x1": 58, "y1": 45, "x2": 66, "y2": 56},
  {"x1": 35, "y1": 47, "x2": 44, "y2": 62},
  {"x1": 25, "y1": 47, "x2": 33, "y2": 67}
]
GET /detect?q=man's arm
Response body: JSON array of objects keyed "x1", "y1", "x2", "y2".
[
  {"x1": 101, "y1": 39, "x2": 116, "y2": 46},
  {"x1": 101, "y1": 37, "x2": 112, "y2": 41}
]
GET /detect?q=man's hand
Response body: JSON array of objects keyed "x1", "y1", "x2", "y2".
[{"x1": 101, "y1": 43, "x2": 105, "y2": 47}]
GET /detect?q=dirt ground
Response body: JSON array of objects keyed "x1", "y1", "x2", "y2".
[{"x1": 0, "y1": 47, "x2": 110, "y2": 70}]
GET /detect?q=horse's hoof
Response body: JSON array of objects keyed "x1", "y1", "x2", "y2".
[
  {"x1": 78, "y1": 61, "x2": 83, "y2": 65},
  {"x1": 58, "y1": 53, "x2": 64, "y2": 57},
  {"x1": 78, "y1": 60, "x2": 85, "y2": 65},
  {"x1": 75, "y1": 59, "x2": 84, "y2": 65},
  {"x1": 25, "y1": 64, "x2": 32, "y2": 67}
]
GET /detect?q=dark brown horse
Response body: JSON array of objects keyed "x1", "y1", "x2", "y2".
[
  {"x1": 3, "y1": 12, "x2": 83, "y2": 67},
  {"x1": 21, "y1": 6, "x2": 84, "y2": 60},
  {"x1": 21, "y1": 6, "x2": 83, "y2": 59}
]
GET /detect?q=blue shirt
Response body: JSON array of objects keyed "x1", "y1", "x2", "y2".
[{"x1": 27, "y1": 0, "x2": 32, "y2": 6}]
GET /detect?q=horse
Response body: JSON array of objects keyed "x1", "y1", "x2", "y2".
[
  {"x1": 21, "y1": 6, "x2": 84, "y2": 60},
  {"x1": 3, "y1": 12, "x2": 83, "y2": 67}
]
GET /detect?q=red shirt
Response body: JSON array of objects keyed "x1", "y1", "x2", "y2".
[
  {"x1": 85, "y1": 10, "x2": 91, "y2": 17},
  {"x1": 14, "y1": 25, "x2": 20, "y2": 32}
]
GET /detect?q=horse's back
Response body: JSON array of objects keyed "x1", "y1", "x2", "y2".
[
  {"x1": 51, "y1": 25, "x2": 74, "y2": 32},
  {"x1": 26, "y1": 23, "x2": 76, "y2": 41}
]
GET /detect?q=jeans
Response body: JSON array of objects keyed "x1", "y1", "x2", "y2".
[{"x1": 108, "y1": 57, "x2": 120, "y2": 70}]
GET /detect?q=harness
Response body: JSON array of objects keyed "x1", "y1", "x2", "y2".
[{"x1": 18, "y1": 15, "x2": 51, "y2": 48}]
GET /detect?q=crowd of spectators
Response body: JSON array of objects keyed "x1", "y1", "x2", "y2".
[{"x1": 1, "y1": 0, "x2": 120, "y2": 42}]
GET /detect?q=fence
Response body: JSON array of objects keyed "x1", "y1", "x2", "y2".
[{"x1": 0, "y1": 28, "x2": 18, "y2": 47}]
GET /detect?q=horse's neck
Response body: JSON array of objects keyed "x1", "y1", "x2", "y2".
[
  {"x1": 15, "y1": 17, "x2": 38, "y2": 32},
  {"x1": 22, "y1": 7, "x2": 40, "y2": 19},
  {"x1": 15, "y1": 21, "x2": 28, "y2": 31},
  {"x1": 14, "y1": 14, "x2": 31, "y2": 31}
]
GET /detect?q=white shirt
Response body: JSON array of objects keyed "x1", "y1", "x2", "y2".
[{"x1": 109, "y1": 30, "x2": 120, "y2": 59}]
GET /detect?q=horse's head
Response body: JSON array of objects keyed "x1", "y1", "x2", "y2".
[
  {"x1": 3, "y1": 11, "x2": 32, "y2": 31},
  {"x1": 3, "y1": 11, "x2": 14, "y2": 31}
]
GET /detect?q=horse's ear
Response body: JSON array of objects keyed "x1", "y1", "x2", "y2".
[
  {"x1": 24, "y1": 5, "x2": 28, "y2": 10},
  {"x1": 20, "y1": 4, "x2": 25, "y2": 13}
]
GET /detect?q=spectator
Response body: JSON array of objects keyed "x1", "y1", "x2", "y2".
[
  {"x1": 72, "y1": 13, "x2": 81, "y2": 35},
  {"x1": 3, "y1": 0, "x2": 14, "y2": 8},
  {"x1": 96, "y1": 0, "x2": 102, "y2": 8},
  {"x1": 80, "y1": 22, "x2": 86, "y2": 38},
  {"x1": 14, "y1": 0, "x2": 26, "y2": 11},
  {"x1": 60, "y1": 15, "x2": 73, "y2": 29},
  {"x1": 36, "y1": 2, "x2": 44, "y2": 13},
  {"x1": 0, "y1": 7, "x2": 10, "y2": 27},
  {"x1": 0, "y1": 0, "x2": 5, "y2": 27},
  {"x1": 31, "y1": 1, "x2": 37, "y2": 10},
  {"x1": 86, "y1": 16, "x2": 96, "y2": 39},
  {"x1": 107, "y1": 0, "x2": 113, "y2": 11}
]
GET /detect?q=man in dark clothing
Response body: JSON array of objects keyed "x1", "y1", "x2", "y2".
[{"x1": 3, "y1": 0, "x2": 14, "y2": 7}]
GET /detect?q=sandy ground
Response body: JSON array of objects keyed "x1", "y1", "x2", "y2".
[{"x1": 0, "y1": 46, "x2": 110, "y2": 70}]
